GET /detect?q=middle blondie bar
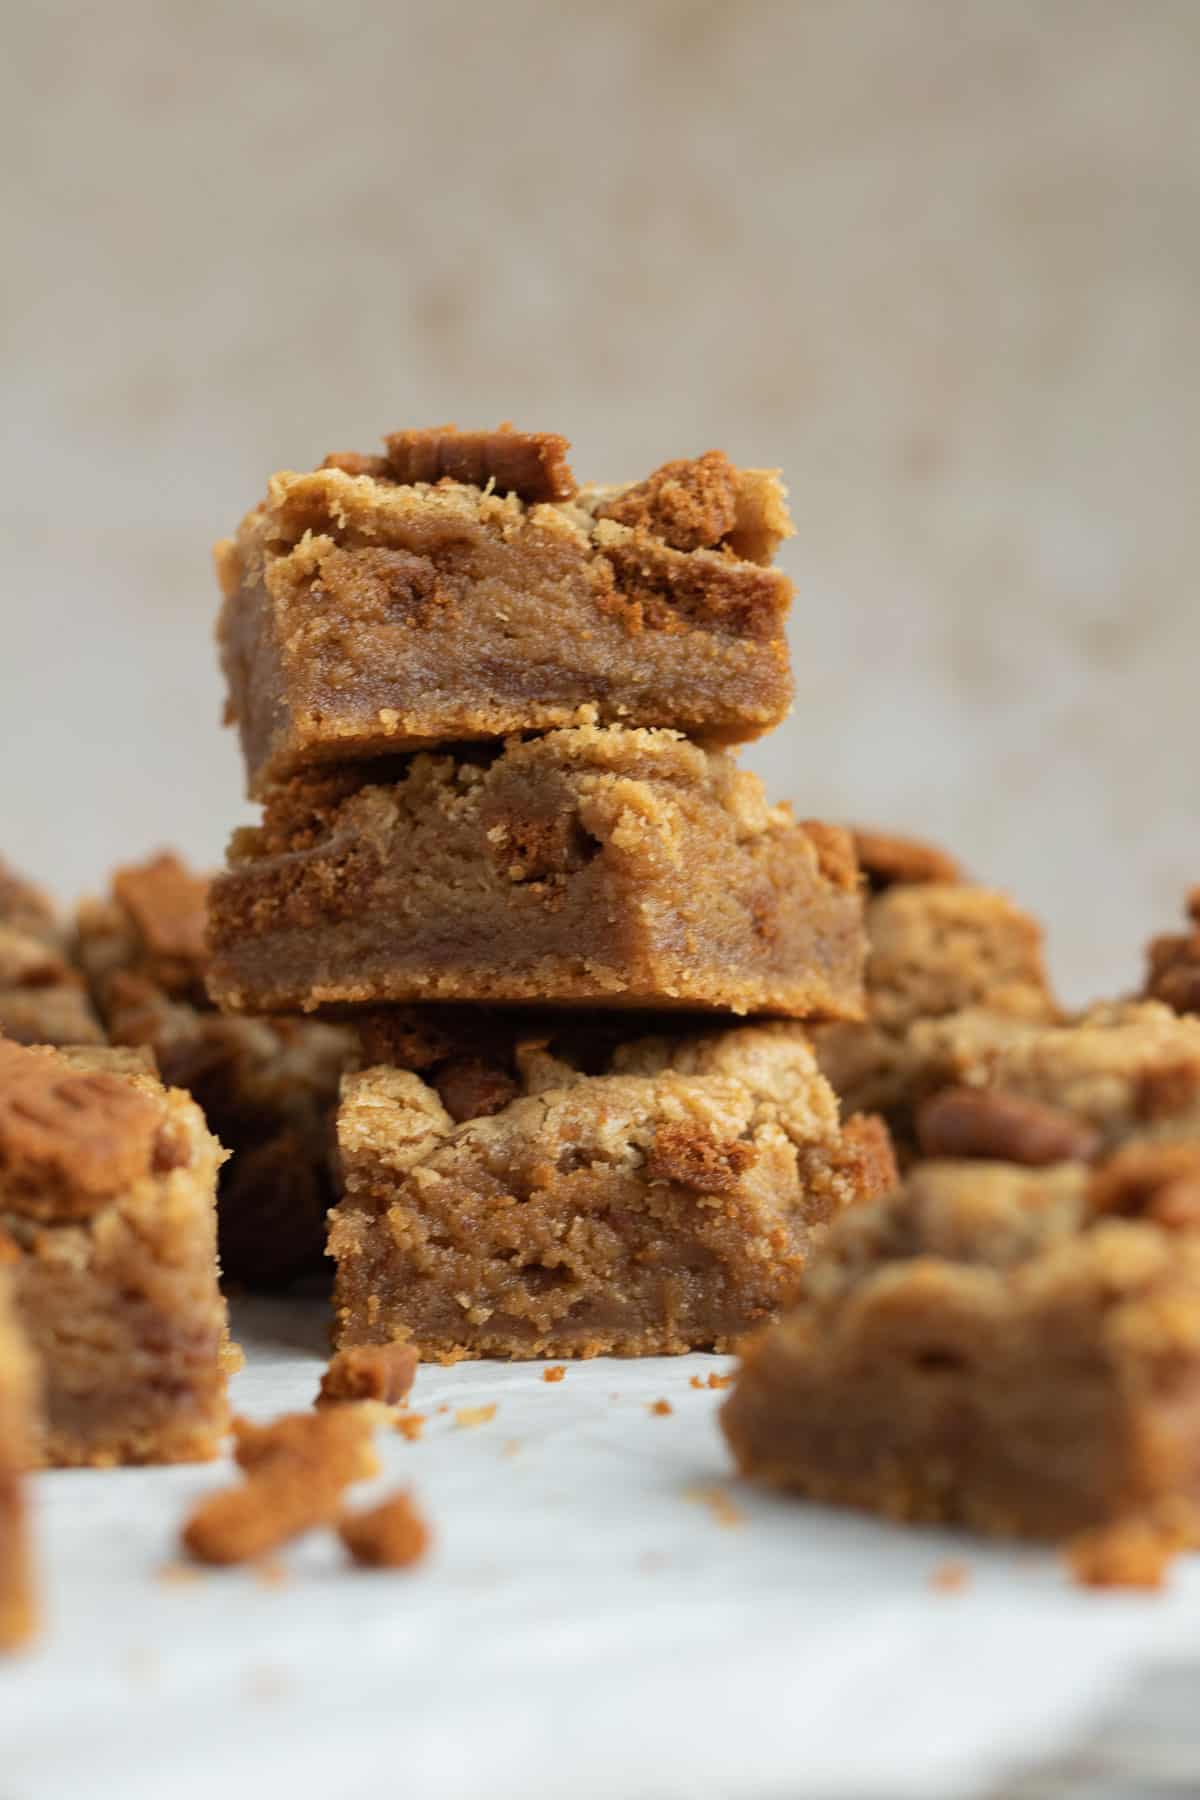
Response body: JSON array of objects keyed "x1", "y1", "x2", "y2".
[
  {"x1": 330, "y1": 1016, "x2": 896, "y2": 1361},
  {"x1": 208, "y1": 726, "x2": 865, "y2": 1019}
]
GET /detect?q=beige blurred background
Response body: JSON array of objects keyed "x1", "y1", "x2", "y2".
[{"x1": 1, "y1": 0, "x2": 1197, "y2": 1003}]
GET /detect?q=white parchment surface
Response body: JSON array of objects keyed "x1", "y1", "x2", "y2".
[{"x1": 3, "y1": 1295, "x2": 1199, "y2": 1800}]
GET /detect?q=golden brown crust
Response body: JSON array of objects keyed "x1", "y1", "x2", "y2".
[
  {"x1": 0, "y1": 1040, "x2": 163, "y2": 1218},
  {"x1": 317, "y1": 1344, "x2": 419, "y2": 1409},
  {"x1": 338, "y1": 1491, "x2": 430, "y2": 1569},
  {"x1": 915, "y1": 1086, "x2": 1102, "y2": 1167},
  {"x1": 849, "y1": 828, "x2": 963, "y2": 892},
  {"x1": 594, "y1": 451, "x2": 740, "y2": 551},
  {"x1": 381, "y1": 425, "x2": 576, "y2": 503}
]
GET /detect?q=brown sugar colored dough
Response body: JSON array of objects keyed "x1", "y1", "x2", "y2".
[{"x1": 217, "y1": 428, "x2": 795, "y2": 795}]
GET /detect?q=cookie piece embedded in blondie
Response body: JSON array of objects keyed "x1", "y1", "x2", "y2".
[
  {"x1": 208, "y1": 726, "x2": 865, "y2": 1021},
  {"x1": 0, "y1": 1042, "x2": 232, "y2": 1466},
  {"x1": 0, "y1": 1264, "x2": 37, "y2": 1650},
  {"x1": 76, "y1": 852, "x2": 351, "y2": 1285},
  {"x1": 216, "y1": 430, "x2": 795, "y2": 795},
  {"x1": 330, "y1": 1018, "x2": 894, "y2": 1362},
  {"x1": 721, "y1": 1154, "x2": 1200, "y2": 1543}
]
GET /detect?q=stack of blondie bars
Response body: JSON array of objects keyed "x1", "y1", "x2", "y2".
[{"x1": 206, "y1": 425, "x2": 893, "y2": 1358}]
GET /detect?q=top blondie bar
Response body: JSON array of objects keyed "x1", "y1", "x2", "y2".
[{"x1": 216, "y1": 426, "x2": 796, "y2": 795}]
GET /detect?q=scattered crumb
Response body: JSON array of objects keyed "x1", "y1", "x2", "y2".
[
  {"x1": 157, "y1": 1561, "x2": 203, "y2": 1586},
  {"x1": 317, "y1": 1343, "x2": 418, "y2": 1410},
  {"x1": 689, "y1": 1373, "x2": 733, "y2": 1391},
  {"x1": 502, "y1": 1439, "x2": 522, "y2": 1459},
  {"x1": 685, "y1": 1484, "x2": 745, "y2": 1529},
  {"x1": 436, "y1": 1403, "x2": 450, "y2": 1415},
  {"x1": 254, "y1": 1559, "x2": 289, "y2": 1589},
  {"x1": 454, "y1": 1404, "x2": 497, "y2": 1429},
  {"x1": 930, "y1": 1560, "x2": 970, "y2": 1593},
  {"x1": 542, "y1": 1365, "x2": 566, "y2": 1383},
  {"x1": 648, "y1": 1399, "x2": 672, "y2": 1417},
  {"x1": 181, "y1": 1409, "x2": 378, "y2": 1565},
  {"x1": 395, "y1": 1412, "x2": 426, "y2": 1442},
  {"x1": 1066, "y1": 1521, "x2": 1177, "y2": 1590},
  {"x1": 339, "y1": 1490, "x2": 431, "y2": 1569}
]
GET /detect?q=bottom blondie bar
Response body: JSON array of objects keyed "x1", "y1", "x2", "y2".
[
  {"x1": 331, "y1": 1016, "x2": 895, "y2": 1361},
  {"x1": 722, "y1": 1152, "x2": 1200, "y2": 1543},
  {"x1": 0, "y1": 1265, "x2": 36, "y2": 1649},
  {"x1": 0, "y1": 1041, "x2": 232, "y2": 1466}
]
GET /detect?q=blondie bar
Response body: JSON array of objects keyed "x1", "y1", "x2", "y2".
[
  {"x1": 76, "y1": 853, "x2": 351, "y2": 1284},
  {"x1": 330, "y1": 1017, "x2": 896, "y2": 1361},
  {"x1": 811, "y1": 829, "x2": 1055, "y2": 1132},
  {"x1": 208, "y1": 726, "x2": 866, "y2": 1019},
  {"x1": 0, "y1": 1041, "x2": 232, "y2": 1465},
  {"x1": 216, "y1": 427, "x2": 795, "y2": 795},
  {"x1": 0, "y1": 1264, "x2": 37, "y2": 1649},
  {"x1": 0, "y1": 856, "x2": 103, "y2": 1049},
  {"x1": 722, "y1": 1151, "x2": 1200, "y2": 1543}
]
